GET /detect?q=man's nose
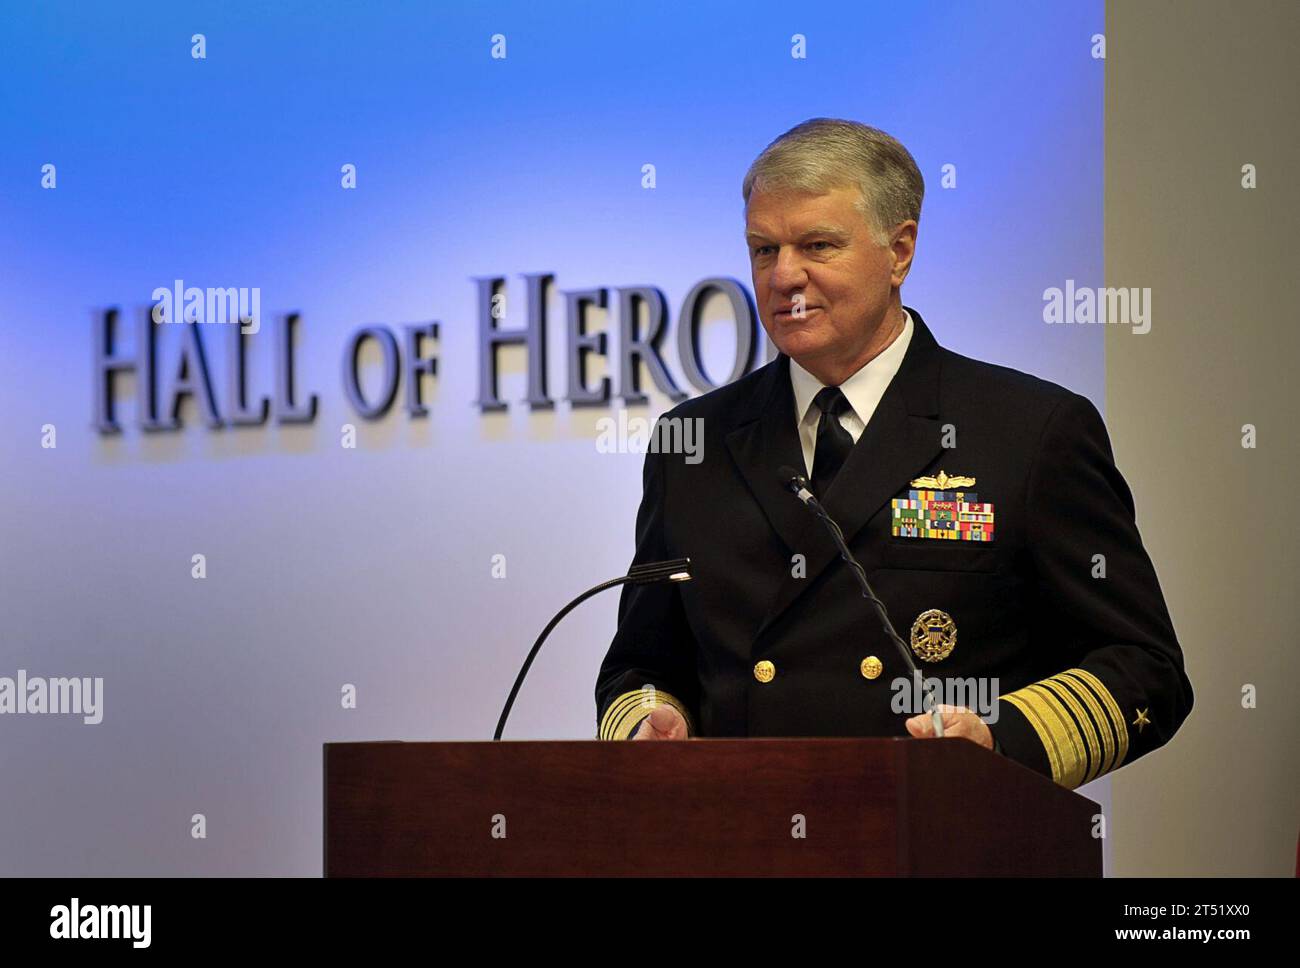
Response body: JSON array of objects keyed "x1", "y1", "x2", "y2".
[{"x1": 768, "y1": 247, "x2": 807, "y2": 293}]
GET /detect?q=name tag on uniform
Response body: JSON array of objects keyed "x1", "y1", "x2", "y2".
[{"x1": 891, "y1": 471, "x2": 995, "y2": 542}]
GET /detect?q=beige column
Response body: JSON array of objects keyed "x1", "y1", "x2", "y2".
[{"x1": 1106, "y1": 0, "x2": 1300, "y2": 875}]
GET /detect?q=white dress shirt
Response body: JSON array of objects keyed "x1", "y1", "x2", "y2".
[{"x1": 789, "y1": 309, "x2": 914, "y2": 478}]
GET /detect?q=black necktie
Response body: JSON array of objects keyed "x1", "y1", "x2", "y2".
[{"x1": 810, "y1": 386, "x2": 854, "y2": 498}]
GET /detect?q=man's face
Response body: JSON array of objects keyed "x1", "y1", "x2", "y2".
[{"x1": 745, "y1": 185, "x2": 909, "y2": 372}]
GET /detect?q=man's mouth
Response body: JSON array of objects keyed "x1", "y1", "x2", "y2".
[{"x1": 774, "y1": 306, "x2": 821, "y2": 321}]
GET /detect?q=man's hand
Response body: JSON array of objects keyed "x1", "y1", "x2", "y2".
[
  {"x1": 629, "y1": 704, "x2": 689, "y2": 740},
  {"x1": 904, "y1": 704, "x2": 993, "y2": 749}
]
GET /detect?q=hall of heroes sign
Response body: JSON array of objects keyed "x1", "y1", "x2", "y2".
[{"x1": 92, "y1": 273, "x2": 773, "y2": 433}]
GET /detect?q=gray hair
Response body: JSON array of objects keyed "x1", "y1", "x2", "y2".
[{"x1": 742, "y1": 118, "x2": 925, "y2": 245}]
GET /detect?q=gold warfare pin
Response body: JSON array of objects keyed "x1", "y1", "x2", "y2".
[
  {"x1": 910, "y1": 608, "x2": 956, "y2": 662},
  {"x1": 910, "y1": 471, "x2": 975, "y2": 489},
  {"x1": 892, "y1": 470, "x2": 994, "y2": 542}
]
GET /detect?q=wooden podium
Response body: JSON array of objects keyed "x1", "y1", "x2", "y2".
[{"x1": 324, "y1": 738, "x2": 1101, "y2": 876}]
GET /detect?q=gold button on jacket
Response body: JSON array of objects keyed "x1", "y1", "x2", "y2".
[
  {"x1": 753, "y1": 660, "x2": 775, "y2": 683},
  {"x1": 860, "y1": 656, "x2": 883, "y2": 680}
]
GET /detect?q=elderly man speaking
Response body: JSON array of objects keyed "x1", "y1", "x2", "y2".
[{"x1": 595, "y1": 118, "x2": 1192, "y2": 789}]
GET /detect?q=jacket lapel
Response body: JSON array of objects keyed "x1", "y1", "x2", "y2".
[
  {"x1": 723, "y1": 354, "x2": 809, "y2": 556},
  {"x1": 727, "y1": 307, "x2": 946, "y2": 643}
]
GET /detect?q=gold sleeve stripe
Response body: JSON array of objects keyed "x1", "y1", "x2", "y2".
[
  {"x1": 1054, "y1": 673, "x2": 1120, "y2": 778},
  {"x1": 1025, "y1": 683, "x2": 1089, "y2": 790},
  {"x1": 1000, "y1": 667, "x2": 1129, "y2": 789},
  {"x1": 599, "y1": 689, "x2": 693, "y2": 740},
  {"x1": 1039, "y1": 678, "x2": 1105, "y2": 785},
  {"x1": 600, "y1": 691, "x2": 652, "y2": 739},
  {"x1": 1001, "y1": 690, "x2": 1066, "y2": 783},
  {"x1": 600, "y1": 690, "x2": 691, "y2": 740},
  {"x1": 1062, "y1": 668, "x2": 1129, "y2": 769}
]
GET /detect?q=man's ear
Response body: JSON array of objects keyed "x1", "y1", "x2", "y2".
[{"x1": 890, "y1": 220, "x2": 918, "y2": 287}]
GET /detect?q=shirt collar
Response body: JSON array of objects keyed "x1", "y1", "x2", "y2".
[{"x1": 789, "y1": 308, "x2": 914, "y2": 426}]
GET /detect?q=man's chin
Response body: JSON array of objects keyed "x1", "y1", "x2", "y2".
[{"x1": 775, "y1": 335, "x2": 832, "y2": 363}]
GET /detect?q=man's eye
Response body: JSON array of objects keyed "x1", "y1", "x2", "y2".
[{"x1": 808, "y1": 241, "x2": 832, "y2": 251}]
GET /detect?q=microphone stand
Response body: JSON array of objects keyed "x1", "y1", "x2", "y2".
[
  {"x1": 493, "y1": 558, "x2": 692, "y2": 740},
  {"x1": 782, "y1": 471, "x2": 947, "y2": 738}
]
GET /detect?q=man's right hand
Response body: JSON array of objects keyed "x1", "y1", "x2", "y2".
[{"x1": 629, "y1": 704, "x2": 689, "y2": 740}]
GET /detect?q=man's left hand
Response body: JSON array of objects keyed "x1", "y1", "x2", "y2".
[{"x1": 905, "y1": 704, "x2": 994, "y2": 749}]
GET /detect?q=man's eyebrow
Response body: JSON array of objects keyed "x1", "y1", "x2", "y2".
[
  {"x1": 745, "y1": 225, "x2": 851, "y2": 244},
  {"x1": 798, "y1": 224, "x2": 851, "y2": 240}
]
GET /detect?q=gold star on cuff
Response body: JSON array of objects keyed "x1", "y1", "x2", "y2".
[{"x1": 1132, "y1": 707, "x2": 1151, "y2": 733}]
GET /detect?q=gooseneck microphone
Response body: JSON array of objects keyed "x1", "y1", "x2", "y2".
[
  {"x1": 494, "y1": 558, "x2": 693, "y2": 740},
  {"x1": 776, "y1": 465, "x2": 946, "y2": 738}
]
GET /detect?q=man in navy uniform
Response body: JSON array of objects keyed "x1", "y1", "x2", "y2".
[{"x1": 595, "y1": 119, "x2": 1192, "y2": 789}]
